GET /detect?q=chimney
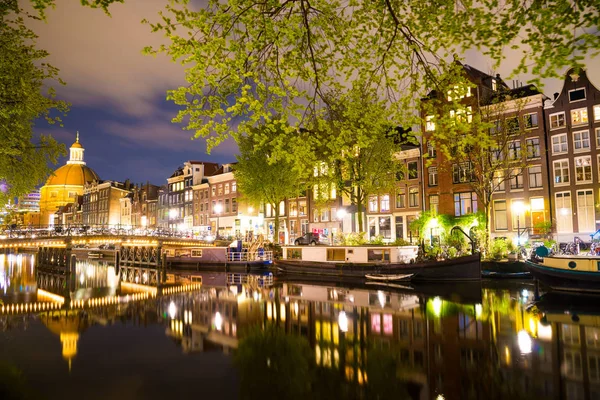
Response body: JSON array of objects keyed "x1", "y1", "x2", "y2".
[{"x1": 553, "y1": 92, "x2": 559, "y2": 100}]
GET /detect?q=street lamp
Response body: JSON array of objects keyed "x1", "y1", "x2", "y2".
[
  {"x1": 512, "y1": 201, "x2": 525, "y2": 246},
  {"x1": 214, "y1": 203, "x2": 223, "y2": 239}
]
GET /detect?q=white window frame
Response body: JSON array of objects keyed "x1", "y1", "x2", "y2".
[
  {"x1": 526, "y1": 137, "x2": 541, "y2": 159},
  {"x1": 425, "y1": 115, "x2": 435, "y2": 132},
  {"x1": 571, "y1": 107, "x2": 589, "y2": 126},
  {"x1": 573, "y1": 130, "x2": 591, "y2": 152},
  {"x1": 553, "y1": 159, "x2": 570, "y2": 186},
  {"x1": 549, "y1": 112, "x2": 566, "y2": 130},
  {"x1": 575, "y1": 155, "x2": 593, "y2": 184},
  {"x1": 493, "y1": 200, "x2": 508, "y2": 231},
  {"x1": 380, "y1": 194, "x2": 390, "y2": 212},
  {"x1": 523, "y1": 112, "x2": 539, "y2": 129},
  {"x1": 568, "y1": 87, "x2": 586, "y2": 103},
  {"x1": 594, "y1": 105, "x2": 600, "y2": 122},
  {"x1": 529, "y1": 165, "x2": 543, "y2": 189},
  {"x1": 552, "y1": 133, "x2": 568, "y2": 154},
  {"x1": 577, "y1": 189, "x2": 595, "y2": 233},
  {"x1": 555, "y1": 191, "x2": 573, "y2": 233},
  {"x1": 428, "y1": 166, "x2": 438, "y2": 186}
]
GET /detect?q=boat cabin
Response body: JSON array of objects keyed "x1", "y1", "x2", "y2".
[{"x1": 282, "y1": 245, "x2": 419, "y2": 264}]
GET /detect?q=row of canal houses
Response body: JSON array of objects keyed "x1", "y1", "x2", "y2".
[{"x1": 54, "y1": 65, "x2": 600, "y2": 245}]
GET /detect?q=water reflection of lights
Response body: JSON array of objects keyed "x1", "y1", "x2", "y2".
[
  {"x1": 475, "y1": 304, "x2": 482, "y2": 318},
  {"x1": 517, "y1": 330, "x2": 532, "y2": 354},
  {"x1": 436, "y1": 395, "x2": 445, "y2": 400},
  {"x1": 338, "y1": 311, "x2": 348, "y2": 333},
  {"x1": 377, "y1": 291, "x2": 385, "y2": 308},
  {"x1": 214, "y1": 311, "x2": 223, "y2": 331},
  {"x1": 432, "y1": 297, "x2": 442, "y2": 316},
  {"x1": 168, "y1": 301, "x2": 177, "y2": 319}
]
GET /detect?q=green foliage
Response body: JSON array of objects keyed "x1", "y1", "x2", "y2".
[
  {"x1": 392, "y1": 237, "x2": 412, "y2": 247},
  {"x1": 234, "y1": 324, "x2": 314, "y2": 400},
  {"x1": 369, "y1": 235, "x2": 385, "y2": 245},
  {"x1": 0, "y1": 2, "x2": 67, "y2": 205},
  {"x1": 144, "y1": 0, "x2": 596, "y2": 160},
  {"x1": 343, "y1": 232, "x2": 367, "y2": 246},
  {"x1": 234, "y1": 123, "x2": 306, "y2": 244},
  {"x1": 490, "y1": 238, "x2": 513, "y2": 260},
  {"x1": 533, "y1": 221, "x2": 552, "y2": 235}
]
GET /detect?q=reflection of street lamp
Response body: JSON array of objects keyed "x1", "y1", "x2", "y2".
[
  {"x1": 338, "y1": 310, "x2": 348, "y2": 333},
  {"x1": 512, "y1": 201, "x2": 525, "y2": 246},
  {"x1": 214, "y1": 203, "x2": 223, "y2": 239}
]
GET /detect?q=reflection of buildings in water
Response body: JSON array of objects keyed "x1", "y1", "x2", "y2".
[
  {"x1": 162, "y1": 285, "x2": 263, "y2": 354},
  {"x1": 39, "y1": 310, "x2": 89, "y2": 371},
  {"x1": 0, "y1": 253, "x2": 37, "y2": 302}
]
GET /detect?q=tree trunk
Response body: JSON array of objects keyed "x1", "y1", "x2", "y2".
[
  {"x1": 356, "y1": 188, "x2": 364, "y2": 233},
  {"x1": 484, "y1": 201, "x2": 492, "y2": 258},
  {"x1": 273, "y1": 202, "x2": 280, "y2": 244}
]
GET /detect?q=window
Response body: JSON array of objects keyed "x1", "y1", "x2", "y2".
[
  {"x1": 379, "y1": 216, "x2": 391, "y2": 239},
  {"x1": 212, "y1": 186, "x2": 216, "y2": 196},
  {"x1": 321, "y1": 209, "x2": 330, "y2": 222},
  {"x1": 450, "y1": 106, "x2": 473, "y2": 123},
  {"x1": 508, "y1": 140, "x2": 521, "y2": 160},
  {"x1": 232, "y1": 198, "x2": 238, "y2": 213},
  {"x1": 428, "y1": 167, "x2": 438, "y2": 186},
  {"x1": 490, "y1": 120, "x2": 501, "y2": 135},
  {"x1": 396, "y1": 190, "x2": 405, "y2": 208},
  {"x1": 447, "y1": 85, "x2": 472, "y2": 101},
  {"x1": 225, "y1": 198, "x2": 230, "y2": 213},
  {"x1": 429, "y1": 195, "x2": 439, "y2": 214},
  {"x1": 218, "y1": 185, "x2": 223, "y2": 195},
  {"x1": 552, "y1": 133, "x2": 568, "y2": 154},
  {"x1": 575, "y1": 156, "x2": 592, "y2": 183},
  {"x1": 380, "y1": 195, "x2": 390, "y2": 212},
  {"x1": 369, "y1": 196, "x2": 378, "y2": 212},
  {"x1": 232, "y1": 181, "x2": 237, "y2": 192},
  {"x1": 595, "y1": 105, "x2": 600, "y2": 121},
  {"x1": 494, "y1": 200, "x2": 508, "y2": 230},
  {"x1": 427, "y1": 141, "x2": 436, "y2": 158},
  {"x1": 490, "y1": 145, "x2": 503, "y2": 163},
  {"x1": 407, "y1": 161, "x2": 418, "y2": 179},
  {"x1": 454, "y1": 192, "x2": 477, "y2": 216},
  {"x1": 526, "y1": 137, "x2": 540, "y2": 158},
  {"x1": 568, "y1": 88, "x2": 586, "y2": 102},
  {"x1": 529, "y1": 165, "x2": 543, "y2": 188},
  {"x1": 577, "y1": 189, "x2": 595, "y2": 232},
  {"x1": 492, "y1": 78, "x2": 497, "y2": 91},
  {"x1": 553, "y1": 160, "x2": 570, "y2": 185},
  {"x1": 549, "y1": 112, "x2": 566, "y2": 129},
  {"x1": 506, "y1": 117, "x2": 520, "y2": 134},
  {"x1": 452, "y1": 162, "x2": 473, "y2": 183},
  {"x1": 574, "y1": 130, "x2": 591, "y2": 151},
  {"x1": 571, "y1": 107, "x2": 589, "y2": 126},
  {"x1": 555, "y1": 192, "x2": 573, "y2": 233},
  {"x1": 493, "y1": 170, "x2": 505, "y2": 192},
  {"x1": 224, "y1": 184, "x2": 230, "y2": 194},
  {"x1": 510, "y1": 168, "x2": 524, "y2": 190},
  {"x1": 409, "y1": 188, "x2": 419, "y2": 208},
  {"x1": 425, "y1": 115, "x2": 435, "y2": 131},
  {"x1": 523, "y1": 113, "x2": 539, "y2": 129},
  {"x1": 395, "y1": 216, "x2": 404, "y2": 239}
]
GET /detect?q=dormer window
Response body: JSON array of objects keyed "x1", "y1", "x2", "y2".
[
  {"x1": 492, "y1": 79, "x2": 497, "y2": 92},
  {"x1": 569, "y1": 88, "x2": 586, "y2": 103}
]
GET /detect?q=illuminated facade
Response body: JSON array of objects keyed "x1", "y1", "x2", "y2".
[{"x1": 39, "y1": 133, "x2": 100, "y2": 225}]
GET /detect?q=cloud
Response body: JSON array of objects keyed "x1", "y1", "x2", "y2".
[{"x1": 27, "y1": 0, "x2": 186, "y2": 117}]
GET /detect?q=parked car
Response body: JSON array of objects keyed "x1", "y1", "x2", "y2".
[{"x1": 294, "y1": 233, "x2": 320, "y2": 246}]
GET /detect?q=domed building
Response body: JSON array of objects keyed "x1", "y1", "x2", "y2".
[{"x1": 39, "y1": 133, "x2": 100, "y2": 225}]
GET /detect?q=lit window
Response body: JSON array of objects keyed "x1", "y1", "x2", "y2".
[
  {"x1": 380, "y1": 195, "x2": 390, "y2": 212},
  {"x1": 575, "y1": 156, "x2": 592, "y2": 183},
  {"x1": 396, "y1": 190, "x2": 405, "y2": 208},
  {"x1": 425, "y1": 115, "x2": 435, "y2": 132},
  {"x1": 454, "y1": 192, "x2": 477, "y2": 216},
  {"x1": 428, "y1": 167, "x2": 438, "y2": 186},
  {"x1": 571, "y1": 108, "x2": 589, "y2": 126},
  {"x1": 529, "y1": 165, "x2": 543, "y2": 188},
  {"x1": 408, "y1": 187, "x2": 419, "y2": 208},
  {"x1": 594, "y1": 105, "x2": 600, "y2": 121},
  {"x1": 369, "y1": 196, "x2": 378, "y2": 212},
  {"x1": 526, "y1": 138, "x2": 540, "y2": 159}
]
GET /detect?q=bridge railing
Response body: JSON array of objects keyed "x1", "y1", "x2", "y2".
[{"x1": 0, "y1": 224, "x2": 201, "y2": 240}]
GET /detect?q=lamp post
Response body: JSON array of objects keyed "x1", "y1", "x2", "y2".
[
  {"x1": 512, "y1": 201, "x2": 525, "y2": 247},
  {"x1": 214, "y1": 203, "x2": 223, "y2": 239}
]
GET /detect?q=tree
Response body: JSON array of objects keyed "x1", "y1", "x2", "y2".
[
  {"x1": 234, "y1": 123, "x2": 307, "y2": 244},
  {"x1": 0, "y1": 1, "x2": 68, "y2": 206},
  {"x1": 145, "y1": 0, "x2": 598, "y2": 162},
  {"x1": 422, "y1": 66, "x2": 544, "y2": 255},
  {"x1": 307, "y1": 86, "x2": 405, "y2": 233}
]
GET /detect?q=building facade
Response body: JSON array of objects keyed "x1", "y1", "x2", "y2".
[{"x1": 82, "y1": 180, "x2": 132, "y2": 228}]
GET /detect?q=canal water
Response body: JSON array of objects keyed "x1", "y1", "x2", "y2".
[{"x1": 0, "y1": 252, "x2": 597, "y2": 400}]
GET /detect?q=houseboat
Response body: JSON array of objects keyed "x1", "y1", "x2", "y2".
[
  {"x1": 166, "y1": 246, "x2": 273, "y2": 272},
  {"x1": 525, "y1": 256, "x2": 600, "y2": 293},
  {"x1": 276, "y1": 245, "x2": 481, "y2": 281}
]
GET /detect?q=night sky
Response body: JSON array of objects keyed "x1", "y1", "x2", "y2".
[{"x1": 27, "y1": 0, "x2": 599, "y2": 187}]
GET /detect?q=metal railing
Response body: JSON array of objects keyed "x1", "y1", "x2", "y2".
[
  {"x1": 227, "y1": 250, "x2": 273, "y2": 262},
  {"x1": 227, "y1": 272, "x2": 274, "y2": 287}
]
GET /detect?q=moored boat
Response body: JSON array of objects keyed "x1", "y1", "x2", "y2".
[
  {"x1": 276, "y1": 245, "x2": 481, "y2": 281},
  {"x1": 365, "y1": 273, "x2": 413, "y2": 282},
  {"x1": 525, "y1": 256, "x2": 600, "y2": 292}
]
